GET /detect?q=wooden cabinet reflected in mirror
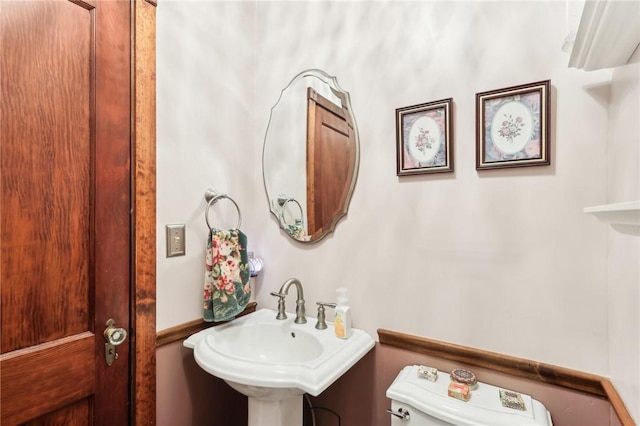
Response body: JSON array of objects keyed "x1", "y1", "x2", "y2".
[{"x1": 263, "y1": 70, "x2": 359, "y2": 243}]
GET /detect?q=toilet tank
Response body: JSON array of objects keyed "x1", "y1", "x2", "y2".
[{"x1": 386, "y1": 365, "x2": 553, "y2": 426}]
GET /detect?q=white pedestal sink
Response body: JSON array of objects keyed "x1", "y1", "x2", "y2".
[{"x1": 184, "y1": 308, "x2": 375, "y2": 426}]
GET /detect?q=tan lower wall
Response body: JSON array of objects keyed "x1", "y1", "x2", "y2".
[
  {"x1": 379, "y1": 344, "x2": 612, "y2": 426},
  {"x1": 306, "y1": 349, "x2": 376, "y2": 425},
  {"x1": 309, "y1": 343, "x2": 613, "y2": 426},
  {"x1": 157, "y1": 336, "x2": 619, "y2": 426},
  {"x1": 156, "y1": 342, "x2": 247, "y2": 426}
]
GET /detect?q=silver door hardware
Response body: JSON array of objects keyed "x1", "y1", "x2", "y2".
[
  {"x1": 104, "y1": 318, "x2": 127, "y2": 366},
  {"x1": 386, "y1": 407, "x2": 411, "y2": 421}
]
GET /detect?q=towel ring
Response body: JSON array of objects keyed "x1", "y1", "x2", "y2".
[
  {"x1": 278, "y1": 197, "x2": 304, "y2": 226},
  {"x1": 205, "y1": 193, "x2": 242, "y2": 231}
]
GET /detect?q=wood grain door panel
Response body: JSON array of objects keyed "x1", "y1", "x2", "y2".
[
  {"x1": 1, "y1": 334, "x2": 95, "y2": 424},
  {"x1": 306, "y1": 88, "x2": 356, "y2": 239},
  {"x1": 1, "y1": 1, "x2": 131, "y2": 424},
  {"x1": 1, "y1": 0, "x2": 93, "y2": 353}
]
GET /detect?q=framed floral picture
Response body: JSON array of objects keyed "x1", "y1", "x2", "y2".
[
  {"x1": 476, "y1": 80, "x2": 550, "y2": 170},
  {"x1": 396, "y1": 98, "x2": 453, "y2": 176}
]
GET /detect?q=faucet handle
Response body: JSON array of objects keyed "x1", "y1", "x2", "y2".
[
  {"x1": 315, "y1": 302, "x2": 337, "y2": 330},
  {"x1": 270, "y1": 292, "x2": 287, "y2": 320}
]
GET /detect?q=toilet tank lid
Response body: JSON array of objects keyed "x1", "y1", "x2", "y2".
[{"x1": 386, "y1": 365, "x2": 553, "y2": 426}]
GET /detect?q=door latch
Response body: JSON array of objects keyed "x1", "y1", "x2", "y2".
[{"x1": 104, "y1": 318, "x2": 127, "y2": 366}]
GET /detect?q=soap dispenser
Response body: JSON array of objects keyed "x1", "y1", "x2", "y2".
[{"x1": 334, "y1": 288, "x2": 352, "y2": 339}]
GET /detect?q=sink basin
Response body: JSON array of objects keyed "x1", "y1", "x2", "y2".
[
  {"x1": 183, "y1": 308, "x2": 375, "y2": 398},
  {"x1": 213, "y1": 320, "x2": 323, "y2": 364}
]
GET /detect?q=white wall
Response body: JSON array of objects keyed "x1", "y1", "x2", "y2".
[
  {"x1": 607, "y1": 47, "x2": 640, "y2": 422},
  {"x1": 156, "y1": 0, "x2": 258, "y2": 324},
  {"x1": 157, "y1": 0, "x2": 638, "y2": 420}
]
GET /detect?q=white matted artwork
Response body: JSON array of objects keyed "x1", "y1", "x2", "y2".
[
  {"x1": 396, "y1": 98, "x2": 453, "y2": 176},
  {"x1": 476, "y1": 80, "x2": 550, "y2": 170}
]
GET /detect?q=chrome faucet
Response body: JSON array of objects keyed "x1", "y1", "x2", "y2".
[{"x1": 269, "y1": 278, "x2": 306, "y2": 324}]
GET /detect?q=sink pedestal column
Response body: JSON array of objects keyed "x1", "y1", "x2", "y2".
[{"x1": 248, "y1": 395, "x2": 302, "y2": 426}]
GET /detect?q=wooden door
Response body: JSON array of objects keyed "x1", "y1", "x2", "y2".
[
  {"x1": 306, "y1": 88, "x2": 356, "y2": 239},
  {"x1": 1, "y1": 1, "x2": 132, "y2": 424}
]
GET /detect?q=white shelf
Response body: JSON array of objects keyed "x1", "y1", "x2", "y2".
[
  {"x1": 569, "y1": 0, "x2": 640, "y2": 71},
  {"x1": 584, "y1": 201, "x2": 640, "y2": 226}
]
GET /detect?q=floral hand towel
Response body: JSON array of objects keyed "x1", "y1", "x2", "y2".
[{"x1": 203, "y1": 228, "x2": 251, "y2": 322}]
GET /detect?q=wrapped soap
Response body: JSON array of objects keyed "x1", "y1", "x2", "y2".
[
  {"x1": 417, "y1": 365, "x2": 438, "y2": 382},
  {"x1": 499, "y1": 389, "x2": 526, "y2": 411},
  {"x1": 448, "y1": 382, "x2": 470, "y2": 401}
]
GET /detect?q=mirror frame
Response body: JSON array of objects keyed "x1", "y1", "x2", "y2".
[{"x1": 262, "y1": 69, "x2": 360, "y2": 243}]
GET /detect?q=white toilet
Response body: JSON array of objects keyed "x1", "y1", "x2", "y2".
[{"x1": 386, "y1": 365, "x2": 553, "y2": 425}]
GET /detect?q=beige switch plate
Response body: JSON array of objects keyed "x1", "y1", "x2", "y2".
[{"x1": 166, "y1": 224, "x2": 185, "y2": 257}]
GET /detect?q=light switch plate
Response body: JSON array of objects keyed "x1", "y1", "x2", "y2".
[{"x1": 166, "y1": 224, "x2": 185, "y2": 257}]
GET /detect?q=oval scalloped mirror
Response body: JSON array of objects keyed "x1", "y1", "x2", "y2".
[{"x1": 262, "y1": 69, "x2": 359, "y2": 243}]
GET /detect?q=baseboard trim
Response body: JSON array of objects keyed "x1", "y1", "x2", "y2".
[
  {"x1": 378, "y1": 328, "x2": 635, "y2": 426},
  {"x1": 156, "y1": 302, "x2": 257, "y2": 347}
]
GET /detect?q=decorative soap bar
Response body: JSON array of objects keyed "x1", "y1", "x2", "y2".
[
  {"x1": 447, "y1": 382, "x2": 470, "y2": 401},
  {"x1": 450, "y1": 368, "x2": 478, "y2": 390},
  {"x1": 417, "y1": 365, "x2": 438, "y2": 382},
  {"x1": 499, "y1": 389, "x2": 526, "y2": 411}
]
